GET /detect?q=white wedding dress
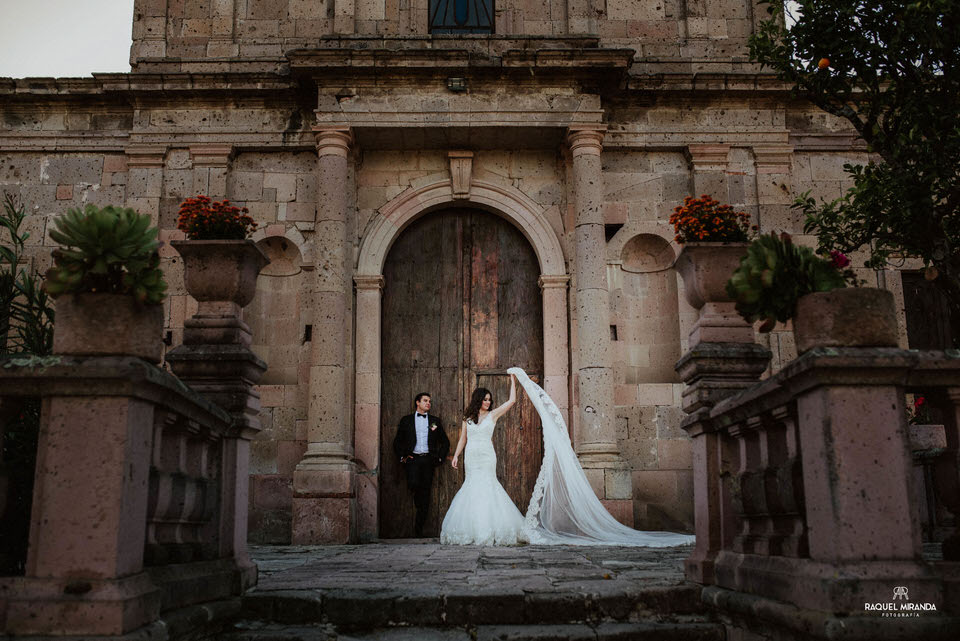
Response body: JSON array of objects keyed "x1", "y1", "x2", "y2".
[
  {"x1": 440, "y1": 367, "x2": 696, "y2": 547},
  {"x1": 440, "y1": 410, "x2": 528, "y2": 545}
]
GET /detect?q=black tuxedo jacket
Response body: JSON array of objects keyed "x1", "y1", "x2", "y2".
[{"x1": 393, "y1": 413, "x2": 450, "y2": 466}]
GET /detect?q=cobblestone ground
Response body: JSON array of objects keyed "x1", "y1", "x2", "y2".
[{"x1": 250, "y1": 541, "x2": 692, "y2": 593}]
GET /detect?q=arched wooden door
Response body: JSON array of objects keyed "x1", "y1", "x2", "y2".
[{"x1": 379, "y1": 209, "x2": 544, "y2": 538}]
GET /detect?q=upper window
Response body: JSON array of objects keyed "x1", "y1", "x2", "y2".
[{"x1": 429, "y1": 0, "x2": 494, "y2": 34}]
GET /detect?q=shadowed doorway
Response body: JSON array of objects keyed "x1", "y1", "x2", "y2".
[{"x1": 379, "y1": 208, "x2": 543, "y2": 538}]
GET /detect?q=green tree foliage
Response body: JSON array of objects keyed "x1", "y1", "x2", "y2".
[
  {"x1": 750, "y1": 1, "x2": 960, "y2": 313},
  {"x1": 0, "y1": 193, "x2": 54, "y2": 575},
  {"x1": 0, "y1": 193, "x2": 54, "y2": 355}
]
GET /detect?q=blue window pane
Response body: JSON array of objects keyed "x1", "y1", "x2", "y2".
[{"x1": 429, "y1": 0, "x2": 494, "y2": 34}]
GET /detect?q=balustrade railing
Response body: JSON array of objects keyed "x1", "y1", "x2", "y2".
[
  {"x1": 681, "y1": 346, "x2": 960, "y2": 638},
  {"x1": 0, "y1": 355, "x2": 244, "y2": 636}
]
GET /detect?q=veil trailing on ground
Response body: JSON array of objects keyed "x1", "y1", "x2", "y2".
[{"x1": 508, "y1": 367, "x2": 696, "y2": 547}]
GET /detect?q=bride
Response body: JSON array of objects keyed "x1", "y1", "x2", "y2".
[{"x1": 440, "y1": 368, "x2": 695, "y2": 547}]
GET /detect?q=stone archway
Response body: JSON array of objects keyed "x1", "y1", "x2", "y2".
[{"x1": 353, "y1": 178, "x2": 569, "y2": 539}]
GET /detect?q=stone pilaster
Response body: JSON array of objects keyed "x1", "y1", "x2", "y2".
[
  {"x1": 567, "y1": 125, "x2": 632, "y2": 522},
  {"x1": 686, "y1": 144, "x2": 731, "y2": 199},
  {"x1": 207, "y1": 0, "x2": 239, "y2": 57},
  {"x1": 189, "y1": 144, "x2": 232, "y2": 199},
  {"x1": 292, "y1": 126, "x2": 357, "y2": 544},
  {"x1": 124, "y1": 146, "x2": 166, "y2": 227},
  {"x1": 335, "y1": 0, "x2": 357, "y2": 34},
  {"x1": 539, "y1": 274, "x2": 570, "y2": 424},
  {"x1": 354, "y1": 274, "x2": 384, "y2": 541}
]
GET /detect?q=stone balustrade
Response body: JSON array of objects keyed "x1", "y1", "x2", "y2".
[
  {"x1": 681, "y1": 346, "x2": 960, "y2": 638},
  {"x1": 0, "y1": 355, "x2": 245, "y2": 637}
]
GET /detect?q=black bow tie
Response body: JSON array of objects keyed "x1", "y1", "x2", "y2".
[{"x1": 417, "y1": 413, "x2": 427, "y2": 418}]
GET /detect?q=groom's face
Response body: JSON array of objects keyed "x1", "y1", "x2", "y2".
[{"x1": 416, "y1": 395, "x2": 431, "y2": 414}]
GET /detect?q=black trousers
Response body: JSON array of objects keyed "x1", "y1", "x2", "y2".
[{"x1": 404, "y1": 455, "x2": 435, "y2": 535}]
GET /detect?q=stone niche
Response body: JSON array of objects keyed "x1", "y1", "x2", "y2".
[
  {"x1": 246, "y1": 234, "x2": 310, "y2": 543},
  {"x1": 616, "y1": 232, "x2": 681, "y2": 385}
]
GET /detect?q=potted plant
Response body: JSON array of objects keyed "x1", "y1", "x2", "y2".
[
  {"x1": 726, "y1": 232, "x2": 898, "y2": 352},
  {"x1": 171, "y1": 195, "x2": 266, "y2": 307},
  {"x1": 43, "y1": 204, "x2": 167, "y2": 363},
  {"x1": 670, "y1": 195, "x2": 756, "y2": 308}
]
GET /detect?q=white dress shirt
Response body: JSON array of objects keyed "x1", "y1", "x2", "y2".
[{"x1": 413, "y1": 412, "x2": 430, "y2": 454}]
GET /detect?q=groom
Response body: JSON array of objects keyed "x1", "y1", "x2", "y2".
[{"x1": 393, "y1": 392, "x2": 450, "y2": 537}]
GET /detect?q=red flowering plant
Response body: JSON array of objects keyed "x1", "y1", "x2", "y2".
[
  {"x1": 669, "y1": 194, "x2": 755, "y2": 244},
  {"x1": 176, "y1": 195, "x2": 257, "y2": 240},
  {"x1": 907, "y1": 395, "x2": 934, "y2": 426}
]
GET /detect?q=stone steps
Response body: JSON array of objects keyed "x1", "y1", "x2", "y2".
[
  {"x1": 227, "y1": 622, "x2": 724, "y2": 641},
  {"x1": 219, "y1": 584, "x2": 724, "y2": 640}
]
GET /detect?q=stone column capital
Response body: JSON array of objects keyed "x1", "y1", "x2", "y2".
[
  {"x1": 125, "y1": 145, "x2": 166, "y2": 168},
  {"x1": 566, "y1": 125, "x2": 606, "y2": 157},
  {"x1": 313, "y1": 126, "x2": 354, "y2": 157},
  {"x1": 189, "y1": 144, "x2": 233, "y2": 168},
  {"x1": 538, "y1": 274, "x2": 570, "y2": 290},
  {"x1": 686, "y1": 144, "x2": 731, "y2": 172},
  {"x1": 354, "y1": 274, "x2": 385, "y2": 291}
]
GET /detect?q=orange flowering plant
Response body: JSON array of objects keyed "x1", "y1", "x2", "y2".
[
  {"x1": 669, "y1": 195, "x2": 755, "y2": 244},
  {"x1": 176, "y1": 195, "x2": 257, "y2": 240}
]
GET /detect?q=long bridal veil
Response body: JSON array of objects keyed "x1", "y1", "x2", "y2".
[{"x1": 508, "y1": 367, "x2": 695, "y2": 547}]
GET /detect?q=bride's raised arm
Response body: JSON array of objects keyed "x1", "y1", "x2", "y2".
[{"x1": 491, "y1": 373, "x2": 517, "y2": 420}]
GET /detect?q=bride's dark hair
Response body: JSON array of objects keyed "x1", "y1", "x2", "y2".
[{"x1": 464, "y1": 387, "x2": 492, "y2": 423}]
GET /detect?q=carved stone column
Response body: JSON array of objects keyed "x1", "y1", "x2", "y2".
[
  {"x1": 566, "y1": 125, "x2": 633, "y2": 523},
  {"x1": 292, "y1": 126, "x2": 357, "y2": 544}
]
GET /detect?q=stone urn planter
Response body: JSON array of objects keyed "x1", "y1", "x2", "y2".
[
  {"x1": 674, "y1": 242, "x2": 752, "y2": 344},
  {"x1": 793, "y1": 287, "x2": 898, "y2": 353},
  {"x1": 52, "y1": 293, "x2": 164, "y2": 363},
  {"x1": 674, "y1": 242, "x2": 750, "y2": 309},
  {"x1": 171, "y1": 239, "x2": 269, "y2": 306}
]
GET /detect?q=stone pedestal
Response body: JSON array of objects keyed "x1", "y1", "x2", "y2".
[
  {"x1": 292, "y1": 126, "x2": 358, "y2": 544},
  {"x1": 5, "y1": 394, "x2": 160, "y2": 635},
  {"x1": 674, "y1": 240, "x2": 771, "y2": 584},
  {"x1": 166, "y1": 241, "x2": 269, "y2": 590},
  {"x1": 567, "y1": 125, "x2": 632, "y2": 511}
]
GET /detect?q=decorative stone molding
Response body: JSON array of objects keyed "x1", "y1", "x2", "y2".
[
  {"x1": 538, "y1": 274, "x2": 570, "y2": 289},
  {"x1": 753, "y1": 145, "x2": 794, "y2": 174},
  {"x1": 189, "y1": 144, "x2": 233, "y2": 168},
  {"x1": 313, "y1": 125, "x2": 353, "y2": 158},
  {"x1": 125, "y1": 146, "x2": 166, "y2": 168},
  {"x1": 360, "y1": 178, "x2": 566, "y2": 277},
  {"x1": 354, "y1": 275, "x2": 385, "y2": 291},
  {"x1": 686, "y1": 144, "x2": 731, "y2": 172},
  {"x1": 566, "y1": 125, "x2": 606, "y2": 157},
  {"x1": 448, "y1": 151, "x2": 474, "y2": 199}
]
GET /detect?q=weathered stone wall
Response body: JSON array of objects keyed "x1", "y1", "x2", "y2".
[
  {"x1": 2, "y1": 30, "x2": 909, "y2": 540},
  {"x1": 131, "y1": 0, "x2": 761, "y2": 66}
]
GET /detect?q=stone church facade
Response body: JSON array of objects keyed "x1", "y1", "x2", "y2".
[{"x1": 1, "y1": 0, "x2": 902, "y2": 544}]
